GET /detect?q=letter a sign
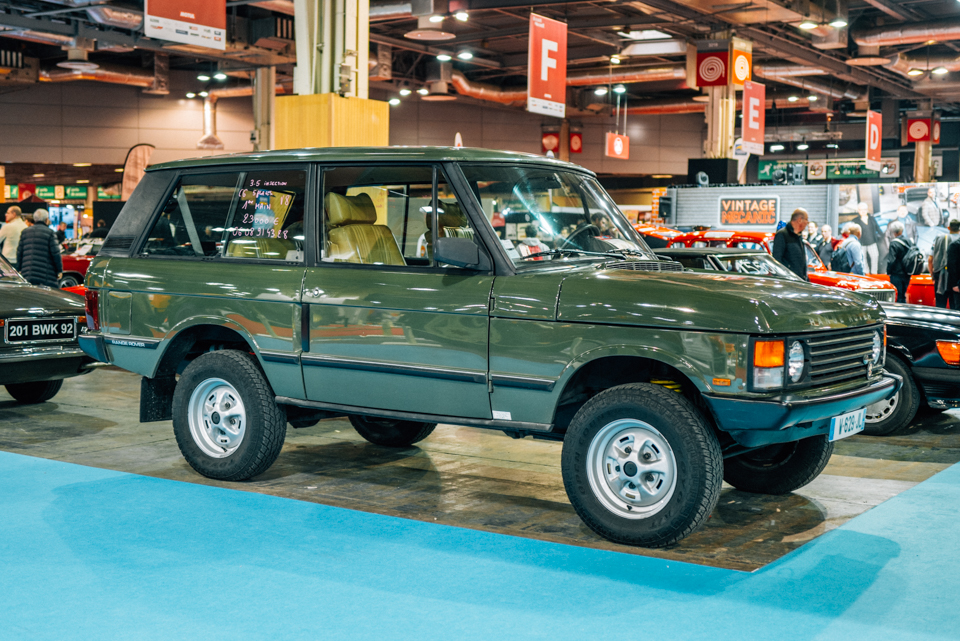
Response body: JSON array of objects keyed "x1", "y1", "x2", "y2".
[
  {"x1": 865, "y1": 110, "x2": 882, "y2": 172},
  {"x1": 741, "y1": 80, "x2": 765, "y2": 155},
  {"x1": 528, "y1": 14, "x2": 567, "y2": 118}
]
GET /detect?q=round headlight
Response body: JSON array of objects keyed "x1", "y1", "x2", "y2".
[
  {"x1": 788, "y1": 340, "x2": 804, "y2": 383},
  {"x1": 872, "y1": 331, "x2": 883, "y2": 364}
]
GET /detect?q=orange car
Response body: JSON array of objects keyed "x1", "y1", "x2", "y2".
[
  {"x1": 639, "y1": 228, "x2": 899, "y2": 302},
  {"x1": 632, "y1": 223, "x2": 685, "y2": 248}
]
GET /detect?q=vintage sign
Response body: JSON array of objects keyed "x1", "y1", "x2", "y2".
[
  {"x1": 865, "y1": 110, "x2": 882, "y2": 172},
  {"x1": 719, "y1": 196, "x2": 779, "y2": 226},
  {"x1": 527, "y1": 14, "x2": 567, "y2": 118},
  {"x1": 605, "y1": 132, "x2": 630, "y2": 160},
  {"x1": 144, "y1": 0, "x2": 226, "y2": 51},
  {"x1": 741, "y1": 80, "x2": 765, "y2": 155},
  {"x1": 569, "y1": 132, "x2": 583, "y2": 154},
  {"x1": 695, "y1": 40, "x2": 728, "y2": 87}
]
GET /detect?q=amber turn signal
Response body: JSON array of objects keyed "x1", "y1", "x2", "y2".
[
  {"x1": 936, "y1": 340, "x2": 960, "y2": 367},
  {"x1": 754, "y1": 340, "x2": 785, "y2": 368}
]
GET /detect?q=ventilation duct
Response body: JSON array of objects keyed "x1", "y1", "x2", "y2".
[
  {"x1": 85, "y1": 6, "x2": 142, "y2": 29},
  {"x1": 566, "y1": 65, "x2": 687, "y2": 86},
  {"x1": 0, "y1": 30, "x2": 76, "y2": 47},
  {"x1": 853, "y1": 19, "x2": 960, "y2": 48},
  {"x1": 40, "y1": 63, "x2": 156, "y2": 87},
  {"x1": 251, "y1": 0, "x2": 295, "y2": 15},
  {"x1": 370, "y1": 1, "x2": 414, "y2": 20},
  {"x1": 198, "y1": 98, "x2": 224, "y2": 150},
  {"x1": 449, "y1": 70, "x2": 526, "y2": 104},
  {"x1": 754, "y1": 66, "x2": 862, "y2": 100},
  {"x1": 886, "y1": 52, "x2": 960, "y2": 77},
  {"x1": 622, "y1": 97, "x2": 814, "y2": 116}
]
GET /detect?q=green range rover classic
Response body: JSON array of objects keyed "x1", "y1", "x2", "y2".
[{"x1": 80, "y1": 147, "x2": 898, "y2": 547}]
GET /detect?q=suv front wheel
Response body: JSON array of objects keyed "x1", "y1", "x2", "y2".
[
  {"x1": 173, "y1": 350, "x2": 287, "y2": 481},
  {"x1": 561, "y1": 383, "x2": 723, "y2": 548}
]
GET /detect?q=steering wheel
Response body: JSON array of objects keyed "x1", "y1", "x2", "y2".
[{"x1": 558, "y1": 224, "x2": 600, "y2": 251}]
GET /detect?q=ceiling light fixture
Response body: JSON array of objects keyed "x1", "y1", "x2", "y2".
[
  {"x1": 907, "y1": 68, "x2": 925, "y2": 76},
  {"x1": 455, "y1": 11, "x2": 469, "y2": 21},
  {"x1": 830, "y1": 18, "x2": 847, "y2": 28},
  {"x1": 32, "y1": 173, "x2": 44, "y2": 178},
  {"x1": 594, "y1": 86, "x2": 609, "y2": 96},
  {"x1": 417, "y1": 87, "x2": 430, "y2": 96},
  {"x1": 436, "y1": 53, "x2": 452, "y2": 62},
  {"x1": 613, "y1": 84, "x2": 626, "y2": 94},
  {"x1": 827, "y1": 143, "x2": 839, "y2": 148},
  {"x1": 797, "y1": 143, "x2": 809, "y2": 150},
  {"x1": 457, "y1": 50, "x2": 473, "y2": 60},
  {"x1": 788, "y1": 95, "x2": 799, "y2": 102},
  {"x1": 76, "y1": 179, "x2": 90, "y2": 184},
  {"x1": 197, "y1": 73, "x2": 211, "y2": 81},
  {"x1": 428, "y1": 14, "x2": 444, "y2": 23},
  {"x1": 798, "y1": 19, "x2": 819, "y2": 30},
  {"x1": 199, "y1": 91, "x2": 209, "y2": 97},
  {"x1": 186, "y1": 92, "x2": 196, "y2": 98},
  {"x1": 610, "y1": 55, "x2": 621, "y2": 64},
  {"x1": 651, "y1": 174, "x2": 673, "y2": 179},
  {"x1": 72, "y1": 163, "x2": 91, "y2": 167},
  {"x1": 809, "y1": 94, "x2": 819, "y2": 101},
  {"x1": 115, "y1": 168, "x2": 124, "y2": 172},
  {"x1": 399, "y1": 88, "x2": 412, "y2": 96},
  {"x1": 213, "y1": 72, "x2": 228, "y2": 81},
  {"x1": 388, "y1": 98, "x2": 401, "y2": 106},
  {"x1": 932, "y1": 66, "x2": 949, "y2": 75},
  {"x1": 770, "y1": 144, "x2": 785, "y2": 151}
]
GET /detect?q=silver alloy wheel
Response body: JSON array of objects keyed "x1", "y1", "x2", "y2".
[
  {"x1": 586, "y1": 418, "x2": 678, "y2": 520},
  {"x1": 187, "y1": 377, "x2": 247, "y2": 458},
  {"x1": 865, "y1": 388, "x2": 899, "y2": 424}
]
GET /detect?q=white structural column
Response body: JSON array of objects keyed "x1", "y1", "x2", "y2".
[
  {"x1": 293, "y1": 0, "x2": 369, "y2": 98},
  {"x1": 253, "y1": 66, "x2": 276, "y2": 151},
  {"x1": 703, "y1": 84, "x2": 736, "y2": 159}
]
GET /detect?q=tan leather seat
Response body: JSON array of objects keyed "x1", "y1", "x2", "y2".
[
  {"x1": 325, "y1": 192, "x2": 405, "y2": 265},
  {"x1": 423, "y1": 201, "x2": 474, "y2": 259}
]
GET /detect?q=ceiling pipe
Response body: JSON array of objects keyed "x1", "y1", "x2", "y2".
[
  {"x1": 450, "y1": 70, "x2": 527, "y2": 104},
  {"x1": 198, "y1": 98, "x2": 224, "y2": 150},
  {"x1": 566, "y1": 65, "x2": 687, "y2": 86},
  {"x1": 40, "y1": 64, "x2": 156, "y2": 87},
  {"x1": 370, "y1": 1, "x2": 414, "y2": 20},
  {"x1": 853, "y1": 19, "x2": 960, "y2": 47},
  {"x1": 85, "y1": 6, "x2": 142, "y2": 29},
  {"x1": 753, "y1": 65, "x2": 826, "y2": 78},
  {"x1": 754, "y1": 67, "x2": 863, "y2": 100},
  {"x1": 886, "y1": 52, "x2": 960, "y2": 76},
  {"x1": 621, "y1": 97, "x2": 814, "y2": 116},
  {"x1": 0, "y1": 30, "x2": 76, "y2": 47}
]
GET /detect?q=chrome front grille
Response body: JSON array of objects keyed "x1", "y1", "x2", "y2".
[
  {"x1": 805, "y1": 328, "x2": 878, "y2": 388},
  {"x1": 865, "y1": 289, "x2": 895, "y2": 303}
]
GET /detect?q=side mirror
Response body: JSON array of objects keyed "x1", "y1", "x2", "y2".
[{"x1": 435, "y1": 237, "x2": 487, "y2": 270}]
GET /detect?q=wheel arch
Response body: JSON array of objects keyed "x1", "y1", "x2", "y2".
[{"x1": 152, "y1": 318, "x2": 260, "y2": 379}]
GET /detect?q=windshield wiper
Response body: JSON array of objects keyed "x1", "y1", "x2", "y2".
[{"x1": 518, "y1": 248, "x2": 627, "y2": 261}]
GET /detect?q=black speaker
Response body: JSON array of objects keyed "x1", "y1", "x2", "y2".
[{"x1": 687, "y1": 158, "x2": 738, "y2": 185}]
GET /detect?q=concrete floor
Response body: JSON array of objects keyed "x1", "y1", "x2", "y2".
[{"x1": 2, "y1": 367, "x2": 958, "y2": 572}]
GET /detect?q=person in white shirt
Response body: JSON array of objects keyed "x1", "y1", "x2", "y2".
[{"x1": 0, "y1": 206, "x2": 28, "y2": 269}]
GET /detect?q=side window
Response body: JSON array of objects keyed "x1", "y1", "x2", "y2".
[
  {"x1": 321, "y1": 165, "x2": 478, "y2": 267},
  {"x1": 224, "y1": 170, "x2": 306, "y2": 261},
  {"x1": 142, "y1": 173, "x2": 239, "y2": 256},
  {"x1": 141, "y1": 169, "x2": 306, "y2": 261}
]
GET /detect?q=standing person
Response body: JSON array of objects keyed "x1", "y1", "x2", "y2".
[
  {"x1": 0, "y1": 206, "x2": 28, "y2": 270},
  {"x1": 16, "y1": 209, "x2": 62, "y2": 288},
  {"x1": 856, "y1": 202, "x2": 882, "y2": 274},
  {"x1": 807, "y1": 222, "x2": 824, "y2": 248},
  {"x1": 930, "y1": 219, "x2": 960, "y2": 308},
  {"x1": 55, "y1": 222, "x2": 67, "y2": 244},
  {"x1": 772, "y1": 208, "x2": 809, "y2": 280},
  {"x1": 948, "y1": 234, "x2": 960, "y2": 311},
  {"x1": 920, "y1": 187, "x2": 942, "y2": 227},
  {"x1": 886, "y1": 205, "x2": 917, "y2": 244},
  {"x1": 886, "y1": 221, "x2": 916, "y2": 303},
  {"x1": 817, "y1": 225, "x2": 834, "y2": 266},
  {"x1": 840, "y1": 223, "x2": 865, "y2": 275},
  {"x1": 87, "y1": 218, "x2": 109, "y2": 239},
  {"x1": 516, "y1": 224, "x2": 550, "y2": 259}
]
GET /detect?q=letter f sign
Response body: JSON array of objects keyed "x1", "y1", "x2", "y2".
[{"x1": 541, "y1": 39, "x2": 558, "y2": 81}]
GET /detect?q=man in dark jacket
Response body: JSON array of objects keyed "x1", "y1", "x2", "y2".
[
  {"x1": 886, "y1": 220, "x2": 914, "y2": 303},
  {"x1": 772, "y1": 208, "x2": 809, "y2": 280},
  {"x1": 948, "y1": 231, "x2": 960, "y2": 311},
  {"x1": 17, "y1": 209, "x2": 62, "y2": 288}
]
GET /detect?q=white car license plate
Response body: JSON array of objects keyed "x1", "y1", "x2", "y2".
[{"x1": 829, "y1": 408, "x2": 866, "y2": 442}]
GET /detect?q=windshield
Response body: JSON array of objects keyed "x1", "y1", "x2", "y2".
[
  {"x1": 0, "y1": 253, "x2": 25, "y2": 283},
  {"x1": 713, "y1": 253, "x2": 803, "y2": 281},
  {"x1": 459, "y1": 164, "x2": 655, "y2": 266}
]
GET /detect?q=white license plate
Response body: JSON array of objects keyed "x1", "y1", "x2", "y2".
[{"x1": 829, "y1": 408, "x2": 866, "y2": 442}]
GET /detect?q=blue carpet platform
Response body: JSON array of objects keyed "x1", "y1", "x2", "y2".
[{"x1": 2, "y1": 449, "x2": 958, "y2": 640}]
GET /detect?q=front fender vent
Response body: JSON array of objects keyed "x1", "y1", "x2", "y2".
[{"x1": 603, "y1": 260, "x2": 684, "y2": 273}]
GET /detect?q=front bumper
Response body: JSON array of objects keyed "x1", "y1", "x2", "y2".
[
  {"x1": 703, "y1": 374, "x2": 901, "y2": 447},
  {"x1": 911, "y1": 366, "x2": 960, "y2": 409}
]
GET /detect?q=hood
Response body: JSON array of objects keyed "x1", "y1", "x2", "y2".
[
  {"x1": 557, "y1": 269, "x2": 882, "y2": 333},
  {"x1": 881, "y1": 302, "x2": 960, "y2": 330},
  {"x1": 0, "y1": 282, "x2": 85, "y2": 318}
]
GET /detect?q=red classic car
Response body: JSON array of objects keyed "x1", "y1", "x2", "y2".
[
  {"x1": 632, "y1": 223, "x2": 685, "y2": 248},
  {"x1": 639, "y1": 228, "x2": 899, "y2": 302},
  {"x1": 58, "y1": 239, "x2": 102, "y2": 289}
]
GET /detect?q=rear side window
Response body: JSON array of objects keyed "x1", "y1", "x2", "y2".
[{"x1": 141, "y1": 169, "x2": 306, "y2": 261}]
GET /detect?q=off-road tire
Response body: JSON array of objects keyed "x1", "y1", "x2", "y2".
[
  {"x1": 5, "y1": 380, "x2": 64, "y2": 404},
  {"x1": 863, "y1": 356, "x2": 918, "y2": 436},
  {"x1": 723, "y1": 435, "x2": 833, "y2": 495},
  {"x1": 349, "y1": 415, "x2": 436, "y2": 447},
  {"x1": 561, "y1": 383, "x2": 723, "y2": 548},
  {"x1": 173, "y1": 350, "x2": 286, "y2": 481}
]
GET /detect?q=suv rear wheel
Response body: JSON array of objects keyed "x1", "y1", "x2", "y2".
[
  {"x1": 723, "y1": 435, "x2": 832, "y2": 494},
  {"x1": 5, "y1": 380, "x2": 63, "y2": 404},
  {"x1": 561, "y1": 383, "x2": 722, "y2": 548},
  {"x1": 349, "y1": 415, "x2": 437, "y2": 447},
  {"x1": 173, "y1": 350, "x2": 286, "y2": 481}
]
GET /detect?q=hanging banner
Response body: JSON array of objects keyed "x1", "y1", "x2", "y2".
[
  {"x1": 527, "y1": 14, "x2": 567, "y2": 118},
  {"x1": 569, "y1": 132, "x2": 583, "y2": 154},
  {"x1": 741, "y1": 80, "x2": 765, "y2": 155},
  {"x1": 695, "y1": 40, "x2": 728, "y2": 87},
  {"x1": 865, "y1": 110, "x2": 882, "y2": 172},
  {"x1": 144, "y1": 0, "x2": 227, "y2": 51},
  {"x1": 605, "y1": 132, "x2": 630, "y2": 160}
]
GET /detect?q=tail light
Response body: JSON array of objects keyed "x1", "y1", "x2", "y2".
[{"x1": 84, "y1": 288, "x2": 100, "y2": 331}]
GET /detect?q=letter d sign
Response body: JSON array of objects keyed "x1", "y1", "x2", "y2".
[{"x1": 865, "y1": 110, "x2": 882, "y2": 171}]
